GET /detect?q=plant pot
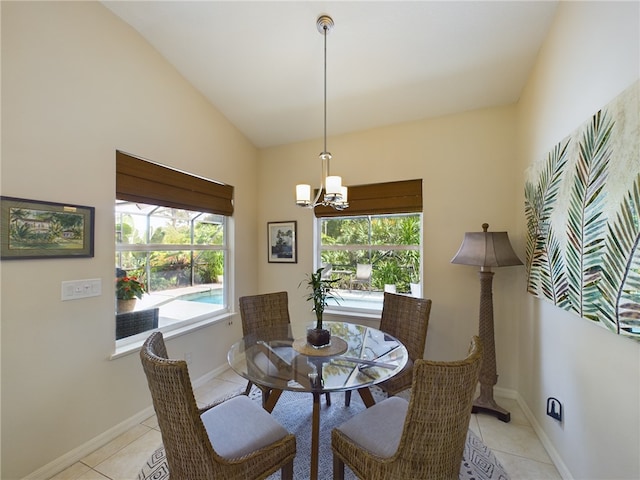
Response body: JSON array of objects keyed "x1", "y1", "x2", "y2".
[
  {"x1": 306, "y1": 328, "x2": 331, "y2": 348},
  {"x1": 117, "y1": 298, "x2": 136, "y2": 313}
]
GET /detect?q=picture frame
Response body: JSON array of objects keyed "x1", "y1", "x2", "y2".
[
  {"x1": 1, "y1": 196, "x2": 95, "y2": 259},
  {"x1": 267, "y1": 221, "x2": 297, "y2": 263}
]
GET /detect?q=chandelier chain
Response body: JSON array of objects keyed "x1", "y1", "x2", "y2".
[{"x1": 323, "y1": 22, "x2": 327, "y2": 157}]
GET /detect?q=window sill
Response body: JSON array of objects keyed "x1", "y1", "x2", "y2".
[
  {"x1": 111, "y1": 311, "x2": 233, "y2": 360},
  {"x1": 325, "y1": 306, "x2": 381, "y2": 320}
]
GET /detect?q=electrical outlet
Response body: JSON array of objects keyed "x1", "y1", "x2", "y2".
[{"x1": 546, "y1": 397, "x2": 562, "y2": 422}]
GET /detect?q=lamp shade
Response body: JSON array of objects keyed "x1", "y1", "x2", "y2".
[
  {"x1": 325, "y1": 176, "x2": 342, "y2": 195},
  {"x1": 451, "y1": 223, "x2": 522, "y2": 267},
  {"x1": 296, "y1": 184, "x2": 311, "y2": 204},
  {"x1": 340, "y1": 186, "x2": 348, "y2": 202}
]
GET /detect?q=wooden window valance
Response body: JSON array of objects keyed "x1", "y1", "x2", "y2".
[
  {"x1": 314, "y1": 179, "x2": 422, "y2": 217},
  {"x1": 116, "y1": 151, "x2": 234, "y2": 216}
]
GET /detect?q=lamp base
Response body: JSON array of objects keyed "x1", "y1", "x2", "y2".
[{"x1": 472, "y1": 384, "x2": 510, "y2": 422}]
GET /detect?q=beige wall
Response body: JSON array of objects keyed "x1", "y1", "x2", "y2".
[
  {"x1": 516, "y1": 2, "x2": 640, "y2": 478},
  {"x1": 258, "y1": 106, "x2": 522, "y2": 372},
  {"x1": 1, "y1": 3, "x2": 259, "y2": 478}
]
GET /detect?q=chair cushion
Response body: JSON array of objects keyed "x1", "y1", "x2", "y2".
[
  {"x1": 335, "y1": 396, "x2": 408, "y2": 458},
  {"x1": 201, "y1": 394, "x2": 289, "y2": 459}
]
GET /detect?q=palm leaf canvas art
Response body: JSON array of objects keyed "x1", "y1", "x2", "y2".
[{"x1": 525, "y1": 80, "x2": 640, "y2": 340}]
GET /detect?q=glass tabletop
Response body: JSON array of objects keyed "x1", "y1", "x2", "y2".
[{"x1": 227, "y1": 321, "x2": 408, "y2": 393}]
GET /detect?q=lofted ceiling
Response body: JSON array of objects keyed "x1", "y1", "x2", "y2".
[{"x1": 102, "y1": 1, "x2": 559, "y2": 149}]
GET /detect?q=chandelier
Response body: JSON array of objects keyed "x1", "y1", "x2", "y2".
[{"x1": 295, "y1": 15, "x2": 348, "y2": 211}]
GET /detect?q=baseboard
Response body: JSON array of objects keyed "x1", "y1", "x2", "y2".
[
  {"x1": 485, "y1": 386, "x2": 572, "y2": 479},
  {"x1": 22, "y1": 405, "x2": 156, "y2": 480},
  {"x1": 493, "y1": 385, "x2": 517, "y2": 399},
  {"x1": 22, "y1": 366, "x2": 227, "y2": 480},
  {"x1": 513, "y1": 392, "x2": 574, "y2": 480},
  {"x1": 191, "y1": 363, "x2": 230, "y2": 389}
]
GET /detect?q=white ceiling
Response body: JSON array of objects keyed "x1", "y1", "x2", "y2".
[{"x1": 102, "y1": 1, "x2": 559, "y2": 149}]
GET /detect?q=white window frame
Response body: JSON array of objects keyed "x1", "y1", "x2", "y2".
[
  {"x1": 113, "y1": 203, "x2": 232, "y2": 356},
  {"x1": 314, "y1": 213, "x2": 423, "y2": 317}
]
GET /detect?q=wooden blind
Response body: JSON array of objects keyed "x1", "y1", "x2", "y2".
[
  {"x1": 314, "y1": 179, "x2": 422, "y2": 217},
  {"x1": 116, "y1": 151, "x2": 234, "y2": 216}
]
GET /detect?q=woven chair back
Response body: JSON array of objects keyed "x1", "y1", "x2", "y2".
[
  {"x1": 380, "y1": 292, "x2": 432, "y2": 362},
  {"x1": 239, "y1": 291, "x2": 291, "y2": 341},
  {"x1": 140, "y1": 332, "x2": 220, "y2": 478},
  {"x1": 399, "y1": 336, "x2": 483, "y2": 477}
]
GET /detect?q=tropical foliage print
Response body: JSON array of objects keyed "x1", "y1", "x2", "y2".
[
  {"x1": 525, "y1": 82, "x2": 640, "y2": 340},
  {"x1": 565, "y1": 110, "x2": 613, "y2": 320},
  {"x1": 525, "y1": 139, "x2": 570, "y2": 306},
  {"x1": 597, "y1": 173, "x2": 640, "y2": 334}
]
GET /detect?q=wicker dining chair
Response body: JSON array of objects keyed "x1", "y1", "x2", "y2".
[
  {"x1": 140, "y1": 332, "x2": 295, "y2": 480},
  {"x1": 239, "y1": 291, "x2": 332, "y2": 406},
  {"x1": 239, "y1": 291, "x2": 292, "y2": 343},
  {"x1": 378, "y1": 292, "x2": 432, "y2": 395},
  {"x1": 239, "y1": 292, "x2": 331, "y2": 405},
  {"x1": 345, "y1": 292, "x2": 432, "y2": 406},
  {"x1": 239, "y1": 292, "x2": 292, "y2": 400},
  {"x1": 332, "y1": 336, "x2": 482, "y2": 480}
]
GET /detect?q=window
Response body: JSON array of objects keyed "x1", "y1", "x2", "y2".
[
  {"x1": 115, "y1": 151, "x2": 233, "y2": 345},
  {"x1": 315, "y1": 179, "x2": 423, "y2": 315},
  {"x1": 116, "y1": 202, "x2": 228, "y2": 340}
]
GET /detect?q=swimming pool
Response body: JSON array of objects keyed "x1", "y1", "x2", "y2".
[
  {"x1": 326, "y1": 291, "x2": 384, "y2": 312},
  {"x1": 178, "y1": 288, "x2": 382, "y2": 310},
  {"x1": 178, "y1": 290, "x2": 223, "y2": 305}
]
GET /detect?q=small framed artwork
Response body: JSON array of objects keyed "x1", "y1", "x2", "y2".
[
  {"x1": 267, "y1": 221, "x2": 297, "y2": 263},
  {"x1": 1, "y1": 196, "x2": 95, "y2": 259}
]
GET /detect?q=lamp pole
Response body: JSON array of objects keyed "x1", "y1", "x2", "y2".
[
  {"x1": 451, "y1": 223, "x2": 522, "y2": 423},
  {"x1": 473, "y1": 267, "x2": 510, "y2": 422}
]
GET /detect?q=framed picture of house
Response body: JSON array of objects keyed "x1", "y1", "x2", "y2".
[
  {"x1": 1, "y1": 196, "x2": 95, "y2": 259},
  {"x1": 267, "y1": 221, "x2": 297, "y2": 263}
]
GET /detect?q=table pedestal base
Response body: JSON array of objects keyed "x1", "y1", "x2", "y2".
[{"x1": 266, "y1": 387, "x2": 376, "y2": 480}]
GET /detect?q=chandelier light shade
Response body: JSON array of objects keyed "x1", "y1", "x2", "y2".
[
  {"x1": 295, "y1": 15, "x2": 348, "y2": 211},
  {"x1": 451, "y1": 223, "x2": 522, "y2": 423}
]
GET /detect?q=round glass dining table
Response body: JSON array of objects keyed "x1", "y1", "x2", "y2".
[{"x1": 227, "y1": 320, "x2": 408, "y2": 480}]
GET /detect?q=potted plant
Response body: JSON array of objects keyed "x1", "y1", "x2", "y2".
[
  {"x1": 116, "y1": 275, "x2": 146, "y2": 313},
  {"x1": 301, "y1": 267, "x2": 339, "y2": 347}
]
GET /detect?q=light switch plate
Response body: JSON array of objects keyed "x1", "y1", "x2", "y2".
[{"x1": 61, "y1": 278, "x2": 102, "y2": 301}]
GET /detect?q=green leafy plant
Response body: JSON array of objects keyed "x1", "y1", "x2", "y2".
[
  {"x1": 116, "y1": 276, "x2": 146, "y2": 300},
  {"x1": 301, "y1": 267, "x2": 340, "y2": 329}
]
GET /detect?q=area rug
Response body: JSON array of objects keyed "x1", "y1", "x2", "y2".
[{"x1": 138, "y1": 386, "x2": 510, "y2": 480}]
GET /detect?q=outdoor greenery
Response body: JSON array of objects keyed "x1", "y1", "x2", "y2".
[
  {"x1": 116, "y1": 205, "x2": 420, "y2": 301},
  {"x1": 116, "y1": 205, "x2": 224, "y2": 292},
  {"x1": 319, "y1": 214, "x2": 421, "y2": 293}
]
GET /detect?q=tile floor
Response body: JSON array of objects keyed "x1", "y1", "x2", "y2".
[{"x1": 50, "y1": 368, "x2": 562, "y2": 480}]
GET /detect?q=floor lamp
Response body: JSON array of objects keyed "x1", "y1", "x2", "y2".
[{"x1": 451, "y1": 223, "x2": 522, "y2": 423}]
